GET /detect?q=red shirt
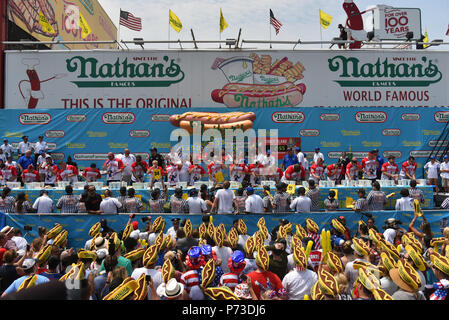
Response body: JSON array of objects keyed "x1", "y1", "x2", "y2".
[
  {"x1": 147, "y1": 166, "x2": 165, "y2": 179},
  {"x1": 346, "y1": 161, "x2": 362, "y2": 179},
  {"x1": 22, "y1": 169, "x2": 40, "y2": 182},
  {"x1": 131, "y1": 161, "x2": 148, "y2": 177},
  {"x1": 247, "y1": 270, "x2": 284, "y2": 300},
  {"x1": 58, "y1": 165, "x2": 79, "y2": 181},
  {"x1": 361, "y1": 157, "x2": 378, "y2": 179},
  {"x1": 1, "y1": 166, "x2": 17, "y2": 181},
  {"x1": 189, "y1": 164, "x2": 206, "y2": 184},
  {"x1": 103, "y1": 158, "x2": 124, "y2": 181},
  {"x1": 326, "y1": 164, "x2": 343, "y2": 180},
  {"x1": 310, "y1": 163, "x2": 324, "y2": 179},
  {"x1": 381, "y1": 162, "x2": 399, "y2": 175},
  {"x1": 83, "y1": 167, "x2": 102, "y2": 181},
  {"x1": 400, "y1": 161, "x2": 417, "y2": 178},
  {"x1": 283, "y1": 164, "x2": 305, "y2": 181}
]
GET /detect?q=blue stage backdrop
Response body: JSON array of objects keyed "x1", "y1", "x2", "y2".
[
  {"x1": 2, "y1": 211, "x2": 448, "y2": 250},
  {"x1": 1, "y1": 107, "x2": 448, "y2": 175}
]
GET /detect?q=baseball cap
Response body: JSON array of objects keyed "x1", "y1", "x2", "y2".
[
  {"x1": 445, "y1": 155, "x2": 449, "y2": 159},
  {"x1": 22, "y1": 258, "x2": 37, "y2": 270},
  {"x1": 171, "y1": 218, "x2": 181, "y2": 223},
  {"x1": 296, "y1": 147, "x2": 300, "y2": 152},
  {"x1": 3, "y1": 138, "x2": 7, "y2": 141},
  {"x1": 131, "y1": 221, "x2": 139, "y2": 230},
  {"x1": 267, "y1": 150, "x2": 271, "y2": 155},
  {"x1": 231, "y1": 250, "x2": 245, "y2": 264},
  {"x1": 315, "y1": 147, "x2": 320, "y2": 150},
  {"x1": 430, "y1": 155, "x2": 436, "y2": 159},
  {"x1": 246, "y1": 187, "x2": 254, "y2": 193}
]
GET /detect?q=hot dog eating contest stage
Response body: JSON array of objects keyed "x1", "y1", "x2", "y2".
[{"x1": 210, "y1": 54, "x2": 307, "y2": 108}]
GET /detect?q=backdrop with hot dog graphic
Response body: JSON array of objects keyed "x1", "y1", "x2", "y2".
[
  {"x1": 210, "y1": 54, "x2": 307, "y2": 108},
  {"x1": 5, "y1": 50, "x2": 449, "y2": 109}
]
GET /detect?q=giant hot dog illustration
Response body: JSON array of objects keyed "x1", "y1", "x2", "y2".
[
  {"x1": 211, "y1": 54, "x2": 306, "y2": 108},
  {"x1": 169, "y1": 111, "x2": 256, "y2": 134}
]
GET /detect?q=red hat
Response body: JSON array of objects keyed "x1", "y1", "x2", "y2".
[{"x1": 132, "y1": 221, "x2": 138, "y2": 230}]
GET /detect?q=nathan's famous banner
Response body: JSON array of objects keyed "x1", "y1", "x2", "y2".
[
  {"x1": 7, "y1": 0, "x2": 117, "y2": 49},
  {"x1": 4, "y1": 49, "x2": 448, "y2": 109},
  {"x1": 3, "y1": 211, "x2": 447, "y2": 252},
  {"x1": 1, "y1": 107, "x2": 448, "y2": 172}
]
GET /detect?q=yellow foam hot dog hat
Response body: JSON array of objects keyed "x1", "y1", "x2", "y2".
[
  {"x1": 326, "y1": 251, "x2": 344, "y2": 274},
  {"x1": 310, "y1": 281, "x2": 324, "y2": 300},
  {"x1": 352, "y1": 237, "x2": 370, "y2": 257},
  {"x1": 389, "y1": 260, "x2": 421, "y2": 293},
  {"x1": 143, "y1": 244, "x2": 159, "y2": 268},
  {"x1": 124, "y1": 248, "x2": 146, "y2": 262},
  {"x1": 103, "y1": 277, "x2": 138, "y2": 300},
  {"x1": 237, "y1": 219, "x2": 247, "y2": 235},
  {"x1": 47, "y1": 224, "x2": 63, "y2": 240},
  {"x1": 37, "y1": 244, "x2": 52, "y2": 266},
  {"x1": 201, "y1": 258, "x2": 216, "y2": 288},
  {"x1": 198, "y1": 223, "x2": 207, "y2": 239},
  {"x1": 228, "y1": 228, "x2": 239, "y2": 249},
  {"x1": 132, "y1": 273, "x2": 148, "y2": 301},
  {"x1": 122, "y1": 223, "x2": 133, "y2": 241},
  {"x1": 184, "y1": 219, "x2": 193, "y2": 238},
  {"x1": 18, "y1": 274, "x2": 38, "y2": 292},
  {"x1": 295, "y1": 224, "x2": 307, "y2": 240},
  {"x1": 331, "y1": 218, "x2": 346, "y2": 235},
  {"x1": 152, "y1": 216, "x2": 165, "y2": 234},
  {"x1": 89, "y1": 222, "x2": 101, "y2": 238},
  {"x1": 305, "y1": 218, "x2": 319, "y2": 234},
  {"x1": 77, "y1": 249, "x2": 97, "y2": 261},
  {"x1": 162, "y1": 258, "x2": 175, "y2": 284},
  {"x1": 405, "y1": 244, "x2": 428, "y2": 272},
  {"x1": 317, "y1": 268, "x2": 339, "y2": 298},
  {"x1": 372, "y1": 288, "x2": 394, "y2": 300},
  {"x1": 292, "y1": 243, "x2": 307, "y2": 270},
  {"x1": 214, "y1": 227, "x2": 225, "y2": 248},
  {"x1": 203, "y1": 286, "x2": 240, "y2": 300},
  {"x1": 53, "y1": 230, "x2": 68, "y2": 247},
  {"x1": 244, "y1": 236, "x2": 256, "y2": 257},
  {"x1": 429, "y1": 251, "x2": 449, "y2": 276},
  {"x1": 256, "y1": 246, "x2": 270, "y2": 271}
]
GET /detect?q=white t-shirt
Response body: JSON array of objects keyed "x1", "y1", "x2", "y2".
[
  {"x1": 131, "y1": 267, "x2": 163, "y2": 300},
  {"x1": 290, "y1": 196, "x2": 312, "y2": 213},
  {"x1": 297, "y1": 152, "x2": 305, "y2": 168},
  {"x1": 186, "y1": 197, "x2": 207, "y2": 214},
  {"x1": 383, "y1": 228, "x2": 397, "y2": 244},
  {"x1": 33, "y1": 141, "x2": 47, "y2": 154},
  {"x1": 32, "y1": 195, "x2": 53, "y2": 213},
  {"x1": 99, "y1": 197, "x2": 122, "y2": 214},
  {"x1": 11, "y1": 236, "x2": 27, "y2": 251},
  {"x1": 424, "y1": 161, "x2": 440, "y2": 179},
  {"x1": 212, "y1": 246, "x2": 233, "y2": 273},
  {"x1": 215, "y1": 189, "x2": 235, "y2": 214},
  {"x1": 178, "y1": 161, "x2": 191, "y2": 182},
  {"x1": 282, "y1": 268, "x2": 318, "y2": 300},
  {"x1": 166, "y1": 165, "x2": 180, "y2": 186},
  {"x1": 313, "y1": 152, "x2": 324, "y2": 164},
  {"x1": 119, "y1": 154, "x2": 136, "y2": 176},
  {"x1": 245, "y1": 194, "x2": 264, "y2": 213},
  {"x1": 440, "y1": 161, "x2": 449, "y2": 179},
  {"x1": 395, "y1": 197, "x2": 413, "y2": 211}
]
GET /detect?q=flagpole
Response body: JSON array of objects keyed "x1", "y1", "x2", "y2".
[
  {"x1": 168, "y1": 10, "x2": 170, "y2": 49},
  {"x1": 219, "y1": 10, "x2": 221, "y2": 49},
  {"x1": 118, "y1": 8, "x2": 121, "y2": 49},
  {"x1": 319, "y1": 9, "x2": 323, "y2": 49},
  {"x1": 269, "y1": 11, "x2": 272, "y2": 49}
]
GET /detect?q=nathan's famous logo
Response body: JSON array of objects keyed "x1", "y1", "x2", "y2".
[
  {"x1": 382, "y1": 129, "x2": 401, "y2": 136},
  {"x1": 328, "y1": 55, "x2": 442, "y2": 87},
  {"x1": 66, "y1": 55, "x2": 184, "y2": 88},
  {"x1": 299, "y1": 129, "x2": 320, "y2": 137},
  {"x1": 328, "y1": 151, "x2": 369, "y2": 159},
  {"x1": 66, "y1": 114, "x2": 86, "y2": 122},
  {"x1": 130, "y1": 130, "x2": 150, "y2": 138},
  {"x1": 19, "y1": 113, "x2": 51, "y2": 125},
  {"x1": 383, "y1": 151, "x2": 402, "y2": 158},
  {"x1": 320, "y1": 114, "x2": 340, "y2": 121},
  {"x1": 435, "y1": 111, "x2": 449, "y2": 123},
  {"x1": 401, "y1": 113, "x2": 420, "y2": 121},
  {"x1": 355, "y1": 111, "x2": 387, "y2": 123},
  {"x1": 46, "y1": 130, "x2": 65, "y2": 138},
  {"x1": 102, "y1": 112, "x2": 135, "y2": 124},
  {"x1": 272, "y1": 112, "x2": 304, "y2": 123},
  {"x1": 151, "y1": 114, "x2": 170, "y2": 122},
  {"x1": 211, "y1": 54, "x2": 306, "y2": 108}
]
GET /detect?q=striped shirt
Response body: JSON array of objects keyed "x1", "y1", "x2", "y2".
[
  {"x1": 273, "y1": 192, "x2": 291, "y2": 213},
  {"x1": 306, "y1": 187, "x2": 320, "y2": 211},
  {"x1": 170, "y1": 197, "x2": 188, "y2": 214},
  {"x1": 409, "y1": 188, "x2": 425, "y2": 204},
  {"x1": 307, "y1": 232, "x2": 322, "y2": 250},
  {"x1": 56, "y1": 195, "x2": 79, "y2": 213},
  {"x1": 219, "y1": 273, "x2": 241, "y2": 290},
  {"x1": 77, "y1": 201, "x2": 87, "y2": 213},
  {"x1": 180, "y1": 269, "x2": 201, "y2": 292},
  {"x1": 149, "y1": 199, "x2": 166, "y2": 213},
  {"x1": 366, "y1": 190, "x2": 387, "y2": 211},
  {"x1": 234, "y1": 196, "x2": 246, "y2": 213},
  {"x1": 0, "y1": 196, "x2": 16, "y2": 213},
  {"x1": 124, "y1": 197, "x2": 143, "y2": 213},
  {"x1": 354, "y1": 198, "x2": 368, "y2": 212},
  {"x1": 117, "y1": 196, "x2": 127, "y2": 213}
]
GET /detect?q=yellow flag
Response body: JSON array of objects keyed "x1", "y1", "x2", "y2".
[
  {"x1": 169, "y1": 9, "x2": 183, "y2": 32},
  {"x1": 319, "y1": 9, "x2": 332, "y2": 29},
  {"x1": 219, "y1": 9, "x2": 228, "y2": 33},
  {"x1": 424, "y1": 28, "x2": 429, "y2": 48},
  {"x1": 79, "y1": 12, "x2": 92, "y2": 39},
  {"x1": 39, "y1": 11, "x2": 56, "y2": 34}
]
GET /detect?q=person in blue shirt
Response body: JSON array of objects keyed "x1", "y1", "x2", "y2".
[
  {"x1": 282, "y1": 148, "x2": 299, "y2": 170},
  {"x1": 1, "y1": 258, "x2": 49, "y2": 297},
  {"x1": 373, "y1": 149, "x2": 385, "y2": 180},
  {"x1": 18, "y1": 150, "x2": 35, "y2": 173}
]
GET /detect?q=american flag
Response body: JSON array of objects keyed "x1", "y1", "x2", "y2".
[
  {"x1": 270, "y1": 9, "x2": 282, "y2": 35},
  {"x1": 120, "y1": 10, "x2": 142, "y2": 31}
]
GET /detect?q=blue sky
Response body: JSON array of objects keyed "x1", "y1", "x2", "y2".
[{"x1": 98, "y1": 0, "x2": 449, "y2": 49}]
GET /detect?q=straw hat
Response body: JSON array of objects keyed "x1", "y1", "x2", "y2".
[
  {"x1": 256, "y1": 246, "x2": 270, "y2": 271},
  {"x1": 317, "y1": 268, "x2": 339, "y2": 298},
  {"x1": 352, "y1": 237, "x2": 370, "y2": 257},
  {"x1": 389, "y1": 260, "x2": 422, "y2": 293},
  {"x1": 305, "y1": 218, "x2": 319, "y2": 234}
]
